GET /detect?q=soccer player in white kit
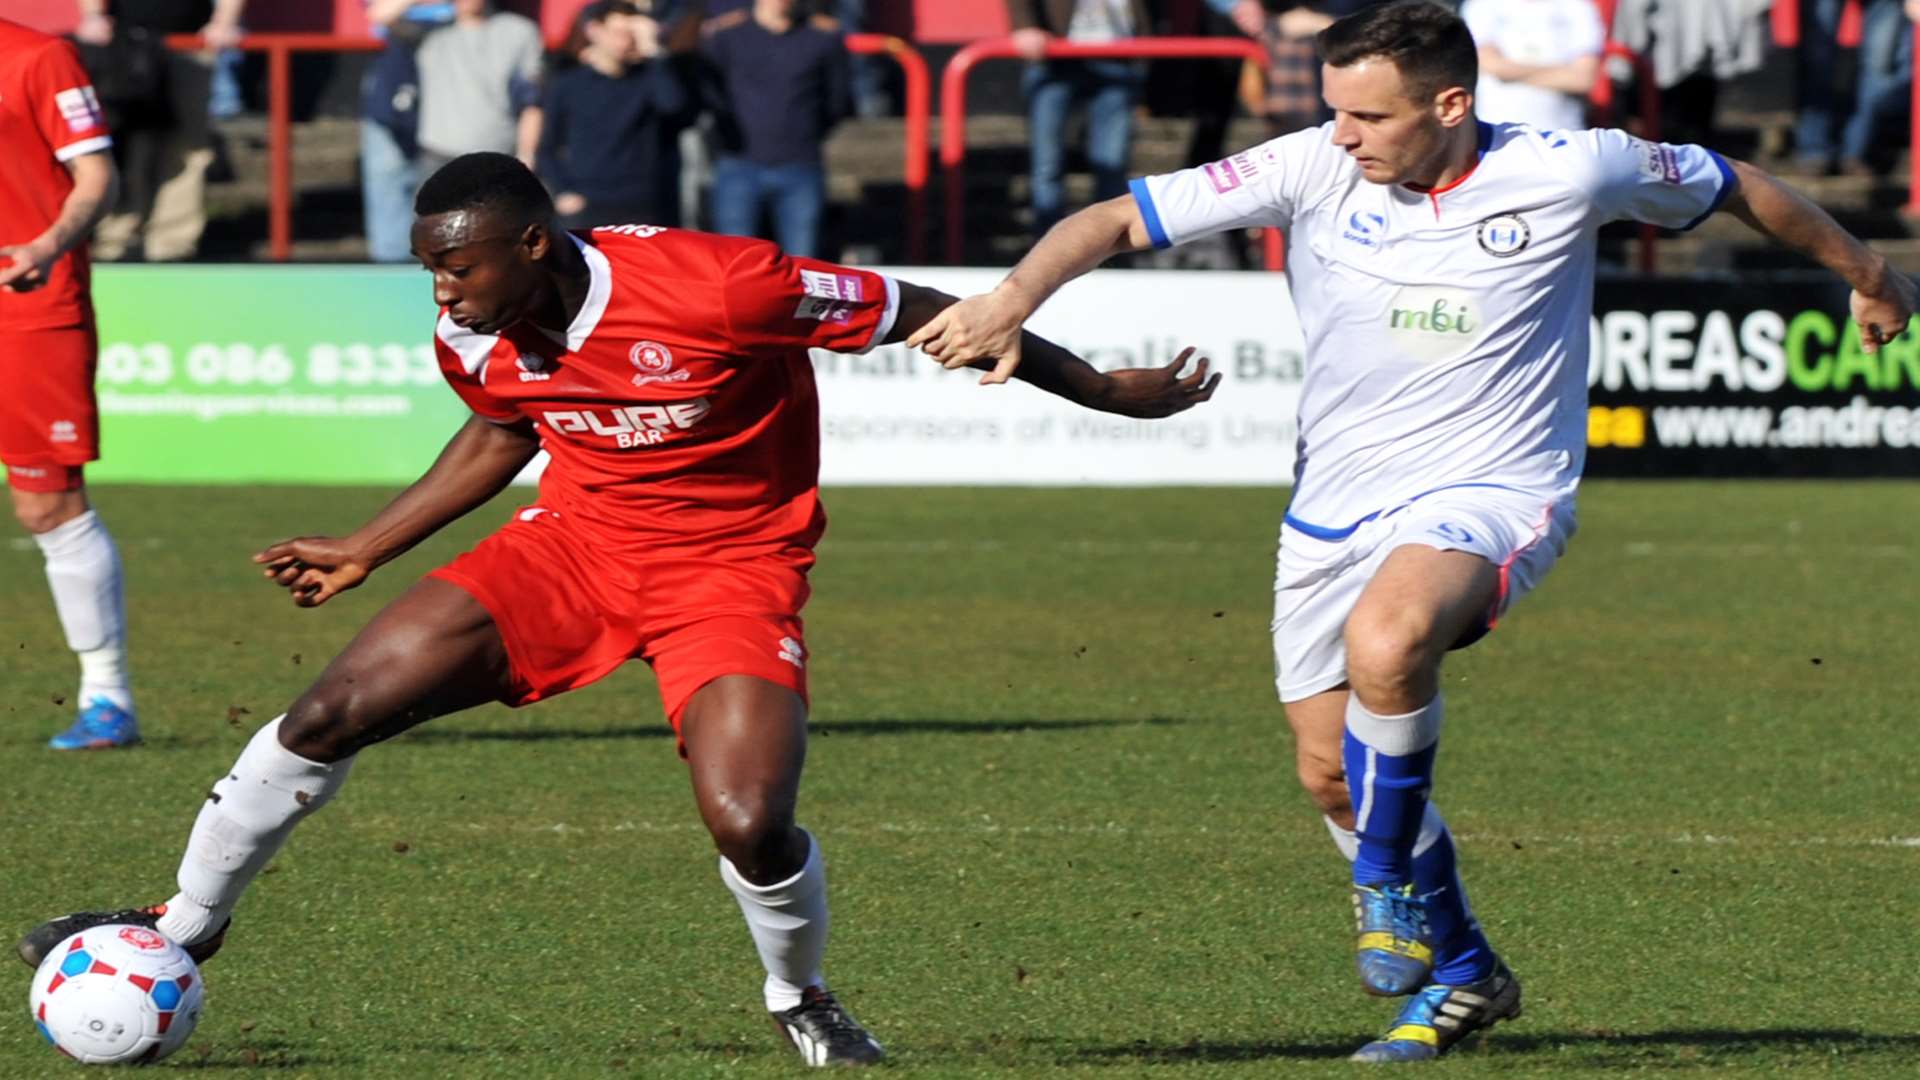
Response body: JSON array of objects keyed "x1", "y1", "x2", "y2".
[{"x1": 910, "y1": 0, "x2": 1917, "y2": 1063}]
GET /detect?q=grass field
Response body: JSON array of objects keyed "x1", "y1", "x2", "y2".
[{"x1": 2, "y1": 481, "x2": 1917, "y2": 1077}]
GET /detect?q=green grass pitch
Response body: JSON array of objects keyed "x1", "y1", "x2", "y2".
[{"x1": 2, "y1": 482, "x2": 1916, "y2": 1077}]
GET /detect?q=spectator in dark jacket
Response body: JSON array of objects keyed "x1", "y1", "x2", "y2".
[
  {"x1": 539, "y1": 0, "x2": 698, "y2": 229},
  {"x1": 700, "y1": 0, "x2": 851, "y2": 257}
]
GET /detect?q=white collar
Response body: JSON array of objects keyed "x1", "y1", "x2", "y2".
[{"x1": 559, "y1": 232, "x2": 612, "y2": 352}]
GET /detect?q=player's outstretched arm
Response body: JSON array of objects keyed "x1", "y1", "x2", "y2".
[
  {"x1": 906, "y1": 194, "x2": 1155, "y2": 384},
  {"x1": 254, "y1": 414, "x2": 540, "y2": 606},
  {"x1": 1721, "y1": 158, "x2": 1919, "y2": 351},
  {"x1": 0, "y1": 151, "x2": 117, "y2": 293},
  {"x1": 890, "y1": 281, "x2": 1220, "y2": 418}
]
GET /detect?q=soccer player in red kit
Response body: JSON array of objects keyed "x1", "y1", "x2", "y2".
[
  {"x1": 18, "y1": 152, "x2": 1218, "y2": 1066},
  {"x1": 0, "y1": 17, "x2": 139, "y2": 750}
]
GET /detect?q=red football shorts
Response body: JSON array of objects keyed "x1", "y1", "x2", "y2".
[
  {"x1": 430, "y1": 505, "x2": 813, "y2": 733},
  {"x1": 1, "y1": 326, "x2": 98, "y2": 492}
]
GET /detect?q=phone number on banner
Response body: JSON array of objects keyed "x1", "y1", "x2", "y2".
[{"x1": 98, "y1": 343, "x2": 442, "y2": 388}]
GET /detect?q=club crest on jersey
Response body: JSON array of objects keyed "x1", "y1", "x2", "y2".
[
  {"x1": 1476, "y1": 214, "x2": 1530, "y2": 258},
  {"x1": 629, "y1": 340, "x2": 690, "y2": 387}
]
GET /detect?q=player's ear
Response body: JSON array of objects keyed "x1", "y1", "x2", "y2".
[
  {"x1": 521, "y1": 219, "x2": 551, "y2": 263},
  {"x1": 1433, "y1": 84, "x2": 1472, "y2": 128}
]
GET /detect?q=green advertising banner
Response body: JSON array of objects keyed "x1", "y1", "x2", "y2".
[{"x1": 89, "y1": 266, "x2": 470, "y2": 484}]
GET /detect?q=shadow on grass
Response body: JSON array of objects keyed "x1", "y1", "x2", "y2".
[
  {"x1": 1060, "y1": 1027, "x2": 1920, "y2": 1065},
  {"x1": 398, "y1": 716, "x2": 1191, "y2": 745}
]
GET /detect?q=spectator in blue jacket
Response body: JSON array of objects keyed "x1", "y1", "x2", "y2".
[
  {"x1": 700, "y1": 0, "x2": 851, "y2": 257},
  {"x1": 538, "y1": 0, "x2": 698, "y2": 229}
]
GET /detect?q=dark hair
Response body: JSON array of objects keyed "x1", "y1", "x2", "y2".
[
  {"x1": 1317, "y1": 0, "x2": 1478, "y2": 103},
  {"x1": 414, "y1": 152, "x2": 555, "y2": 225},
  {"x1": 561, "y1": 0, "x2": 645, "y2": 60}
]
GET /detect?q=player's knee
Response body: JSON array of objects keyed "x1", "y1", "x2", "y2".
[
  {"x1": 705, "y1": 794, "x2": 798, "y2": 875},
  {"x1": 11, "y1": 496, "x2": 81, "y2": 535},
  {"x1": 279, "y1": 691, "x2": 365, "y2": 763},
  {"x1": 1343, "y1": 613, "x2": 1437, "y2": 703}
]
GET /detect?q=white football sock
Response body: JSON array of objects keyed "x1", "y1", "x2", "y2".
[
  {"x1": 31, "y1": 510, "x2": 131, "y2": 712},
  {"x1": 719, "y1": 831, "x2": 829, "y2": 1013},
  {"x1": 157, "y1": 717, "x2": 354, "y2": 945}
]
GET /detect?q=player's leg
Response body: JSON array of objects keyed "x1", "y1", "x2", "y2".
[
  {"x1": 10, "y1": 481, "x2": 137, "y2": 750},
  {"x1": 17, "y1": 578, "x2": 513, "y2": 968},
  {"x1": 679, "y1": 674, "x2": 883, "y2": 1066},
  {"x1": 1023, "y1": 63, "x2": 1073, "y2": 235},
  {"x1": 2, "y1": 326, "x2": 134, "y2": 749}
]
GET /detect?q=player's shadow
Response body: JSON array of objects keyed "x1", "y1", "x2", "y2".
[
  {"x1": 397, "y1": 716, "x2": 1190, "y2": 745},
  {"x1": 1058, "y1": 1028, "x2": 1920, "y2": 1066}
]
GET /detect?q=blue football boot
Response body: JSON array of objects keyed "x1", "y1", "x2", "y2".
[
  {"x1": 48, "y1": 697, "x2": 140, "y2": 750},
  {"x1": 1350, "y1": 959, "x2": 1521, "y2": 1063},
  {"x1": 1353, "y1": 882, "x2": 1435, "y2": 996}
]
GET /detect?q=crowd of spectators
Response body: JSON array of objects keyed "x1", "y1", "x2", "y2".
[{"x1": 55, "y1": 1, "x2": 1920, "y2": 262}]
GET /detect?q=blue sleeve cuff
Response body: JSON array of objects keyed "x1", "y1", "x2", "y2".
[
  {"x1": 1681, "y1": 150, "x2": 1738, "y2": 232},
  {"x1": 1129, "y1": 177, "x2": 1172, "y2": 250}
]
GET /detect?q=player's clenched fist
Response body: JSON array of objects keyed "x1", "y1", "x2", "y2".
[
  {"x1": 905, "y1": 290, "x2": 1029, "y2": 385},
  {"x1": 253, "y1": 537, "x2": 372, "y2": 607}
]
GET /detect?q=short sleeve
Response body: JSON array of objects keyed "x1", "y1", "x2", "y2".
[
  {"x1": 720, "y1": 242, "x2": 899, "y2": 356},
  {"x1": 433, "y1": 315, "x2": 522, "y2": 423},
  {"x1": 1580, "y1": 128, "x2": 1737, "y2": 231},
  {"x1": 1128, "y1": 127, "x2": 1332, "y2": 248},
  {"x1": 27, "y1": 40, "x2": 112, "y2": 161}
]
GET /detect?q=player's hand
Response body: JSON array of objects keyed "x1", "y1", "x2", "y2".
[
  {"x1": 906, "y1": 289, "x2": 1030, "y2": 385},
  {"x1": 0, "y1": 239, "x2": 58, "y2": 293},
  {"x1": 200, "y1": 16, "x2": 244, "y2": 51},
  {"x1": 1093, "y1": 348, "x2": 1221, "y2": 418},
  {"x1": 74, "y1": 13, "x2": 113, "y2": 46},
  {"x1": 1851, "y1": 269, "x2": 1918, "y2": 354},
  {"x1": 253, "y1": 537, "x2": 373, "y2": 608}
]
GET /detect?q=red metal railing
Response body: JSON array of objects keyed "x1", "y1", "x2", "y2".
[
  {"x1": 940, "y1": 37, "x2": 1284, "y2": 269},
  {"x1": 161, "y1": 32, "x2": 931, "y2": 263}
]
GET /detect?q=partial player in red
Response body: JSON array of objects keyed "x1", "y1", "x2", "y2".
[
  {"x1": 15, "y1": 152, "x2": 1219, "y2": 1066},
  {"x1": 0, "y1": 17, "x2": 137, "y2": 750}
]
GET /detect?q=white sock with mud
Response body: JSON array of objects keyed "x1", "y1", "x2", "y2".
[
  {"x1": 156, "y1": 717, "x2": 354, "y2": 944},
  {"x1": 32, "y1": 510, "x2": 131, "y2": 713},
  {"x1": 720, "y1": 831, "x2": 828, "y2": 1013}
]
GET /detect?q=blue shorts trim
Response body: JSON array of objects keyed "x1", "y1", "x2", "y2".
[{"x1": 1282, "y1": 482, "x2": 1541, "y2": 543}]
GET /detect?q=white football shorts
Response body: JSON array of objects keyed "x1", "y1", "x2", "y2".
[{"x1": 1271, "y1": 484, "x2": 1578, "y2": 703}]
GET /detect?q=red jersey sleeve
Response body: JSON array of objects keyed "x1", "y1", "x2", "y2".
[
  {"x1": 27, "y1": 39, "x2": 111, "y2": 161},
  {"x1": 433, "y1": 314, "x2": 522, "y2": 423},
  {"x1": 719, "y1": 241, "x2": 899, "y2": 357}
]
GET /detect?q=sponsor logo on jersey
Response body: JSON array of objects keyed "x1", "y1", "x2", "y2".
[
  {"x1": 540, "y1": 398, "x2": 711, "y2": 448},
  {"x1": 795, "y1": 269, "x2": 864, "y2": 324},
  {"x1": 1343, "y1": 210, "x2": 1386, "y2": 249},
  {"x1": 48, "y1": 420, "x2": 78, "y2": 443},
  {"x1": 596, "y1": 224, "x2": 666, "y2": 238},
  {"x1": 1633, "y1": 138, "x2": 1682, "y2": 184},
  {"x1": 1476, "y1": 213, "x2": 1530, "y2": 258},
  {"x1": 516, "y1": 351, "x2": 551, "y2": 381},
  {"x1": 1386, "y1": 286, "x2": 1482, "y2": 363},
  {"x1": 1427, "y1": 522, "x2": 1477, "y2": 546},
  {"x1": 1201, "y1": 146, "x2": 1278, "y2": 195},
  {"x1": 777, "y1": 636, "x2": 806, "y2": 668},
  {"x1": 54, "y1": 86, "x2": 101, "y2": 133}
]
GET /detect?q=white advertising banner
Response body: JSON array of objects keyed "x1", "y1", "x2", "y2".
[{"x1": 813, "y1": 268, "x2": 1306, "y2": 486}]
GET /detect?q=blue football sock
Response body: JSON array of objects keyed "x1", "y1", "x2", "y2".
[
  {"x1": 1411, "y1": 807, "x2": 1496, "y2": 985},
  {"x1": 1343, "y1": 694, "x2": 1443, "y2": 887}
]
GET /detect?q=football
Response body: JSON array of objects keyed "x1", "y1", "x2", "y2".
[{"x1": 27, "y1": 925, "x2": 203, "y2": 1066}]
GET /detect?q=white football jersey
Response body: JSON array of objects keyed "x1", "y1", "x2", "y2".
[{"x1": 1129, "y1": 120, "x2": 1734, "y2": 538}]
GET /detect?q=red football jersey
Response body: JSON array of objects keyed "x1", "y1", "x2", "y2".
[
  {"x1": 0, "y1": 18, "x2": 112, "y2": 332},
  {"x1": 434, "y1": 227, "x2": 898, "y2": 554}
]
